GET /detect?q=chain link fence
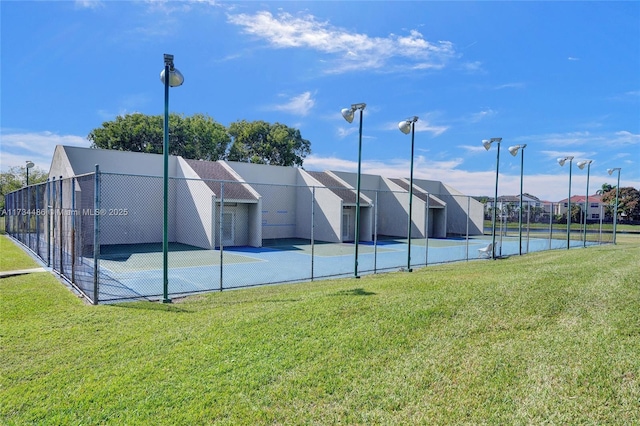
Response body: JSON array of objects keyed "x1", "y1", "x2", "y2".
[{"x1": 4, "y1": 171, "x2": 614, "y2": 304}]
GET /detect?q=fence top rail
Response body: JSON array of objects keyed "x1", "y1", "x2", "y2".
[{"x1": 48, "y1": 171, "x2": 96, "y2": 180}]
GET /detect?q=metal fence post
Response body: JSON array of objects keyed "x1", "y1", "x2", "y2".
[
  {"x1": 35, "y1": 184, "x2": 40, "y2": 257},
  {"x1": 20, "y1": 188, "x2": 25, "y2": 244},
  {"x1": 549, "y1": 202, "x2": 553, "y2": 250},
  {"x1": 93, "y1": 166, "x2": 101, "y2": 305},
  {"x1": 526, "y1": 202, "x2": 531, "y2": 253},
  {"x1": 465, "y1": 196, "x2": 470, "y2": 261},
  {"x1": 373, "y1": 191, "x2": 378, "y2": 274},
  {"x1": 59, "y1": 177, "x2": 63, "y2": 275},
  {"x1": 599, "y1": 205, "x2": 603, "y2": 244},
  {"x1": 425, "y1": 194, "x2": 430, "y2": 266},
  {"x1": 27, "y1": 185, "x2": 31, "y2": 250},
  {"x1": 219, "y1": 181, "x2": 224, "y2": 292},
  {"x1": 311, "y1": 186, "x2": 315, "y2": 281},
  {"x1": 52, "y1": 177, "x2": 57, "y2": 269},
  {"x1": 71, "y1": 177, "x2": 76, "y2": 284},
  {"x1": 47, "y1": 178, "x2": 52, "y2": 267}
]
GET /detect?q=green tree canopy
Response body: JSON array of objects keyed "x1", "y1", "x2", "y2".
[
  {"x1": 596, "y1": 183, "x2": 614, "y2": 195},
  {"x1": 88, "y1": 114, "x2": 311, "y2": 167},
  {"x1": 227, "y1": 120, "x2": 311, "y2": 167},
  {"x1": 601, "y1": 186, "x2": 640, "y2": 221},
  {"x1": 87, "y1": 113, "x2": 231, "y2": 161},
  {"x1": 1, "y1": 166, "x2": 48, "y2": 212}
]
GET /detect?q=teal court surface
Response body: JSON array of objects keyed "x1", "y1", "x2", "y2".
[{"x1": 90, "y1": 236, "x2": 592, "y2": 303}]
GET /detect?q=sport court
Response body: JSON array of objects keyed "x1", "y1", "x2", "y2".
[{"x1": 93, "y1": 235, "x2": 588, "y2": 302}]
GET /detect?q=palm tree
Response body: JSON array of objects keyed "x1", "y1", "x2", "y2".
[{"x1": 596, "y1": 183, "x2": 613, "y2": 195}]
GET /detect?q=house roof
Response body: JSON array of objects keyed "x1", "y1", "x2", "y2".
[
  {"x1": 183, "y1": 159, "x2": 259, "y2": 201},
  {"x1": 557, "y1": 194, "x2": 602, "y2": 204}
]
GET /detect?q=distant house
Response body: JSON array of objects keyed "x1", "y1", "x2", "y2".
[
  {"x1": 47, "y1": 145, "x2": 484, "y2": 249},
  {"x1": 484, "y1": 194, "x2": 543, "y2": 219},
  {"x1": 554, "y1": 195, "x2": 604, "y2": 220}
]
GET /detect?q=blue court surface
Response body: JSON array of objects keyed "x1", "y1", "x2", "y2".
[{"x1": 92, "y1": 236, "x2": 596, "y2": 303}]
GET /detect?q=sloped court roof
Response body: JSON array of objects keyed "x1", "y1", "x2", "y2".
[
  {"x1": 183, "y1": 159, "x2": 259, "y2": 202},
  {"x1": 306, "y1": 171, "x2": 369, "y2": 205},
  {"x1": 389, "y1": 178, "x2": 446, "y2": 208}
]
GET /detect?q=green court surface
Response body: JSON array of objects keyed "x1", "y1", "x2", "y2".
[
  {"x1": 99, "y1": 243, "x2": 261, "y2": 273},
  {"x1": 262, "y1": 238, "x2": 396, "y2": 256},
  {"x1": 99, "y1": 238, "x2": 486, "y2": 273}
]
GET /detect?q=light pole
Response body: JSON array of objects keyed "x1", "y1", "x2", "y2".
[
  {"x1": 25, "y1": 161, "x2": 34, "y2": 186},
  {"x1": 607, "y1": 167, "x2": 621, "y2": 244},
  {"x1": 508, "y1": 144, "x2": 526, "y2": 255},
  {"x1": 341, "y1": 103, "x2": 366, "y2": 278},
  {"x1": 483, "y1": 137, "x2": 502, "y2": 259},
  {"x1": 577, "y1": 160, "x2": 593, "y2": 247},
  {"x1": 558, "y1": 156, "x2": 574, "y2": 249},
  {"x1": 399, "y1": 116, "x2": 419, "y2": 272},
  {"x1": 160, "y1": 53, "x2": 184, "y2": 303}
]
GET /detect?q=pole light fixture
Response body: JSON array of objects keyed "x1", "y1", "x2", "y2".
[
  {"x1": 508, "y1": 144, "x2": 526, "y2": 255},
  {"x1": 398, "y1": 116, "x2": 419, "y2": 272},
  {"x1": 160, "y1": 53, "x2": 184, "y2": 304},
  {"x1": 341, "y1": 103, "x2": 366, "y2": 278},
  {"x1": 607, "y1": 167, "x2": 621, "y2": 244},
  {"x1": 577, "y1": 160, "x2": 593, "y2": 247},
  {"x1": 483, "y1": 137, "x2": 502, "y2": 259},
  {"x1": 25, "y1": 161, "x2": 35, "y2": 186},
  {"x1": 558, "y1": 156, "x2": 574, "y2": 249}
]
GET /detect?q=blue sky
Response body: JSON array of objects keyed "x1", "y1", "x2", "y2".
[{"x1": 1, "y1": 1, "x2": 638, "y2": 201}]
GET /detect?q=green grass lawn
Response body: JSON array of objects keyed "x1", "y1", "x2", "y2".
[
  {"x1": 0, "y1": 234, "x2": 41, "y2": 271},
  {"x1": 1, "y1": 234, "x2": 639, "y2": 424}
]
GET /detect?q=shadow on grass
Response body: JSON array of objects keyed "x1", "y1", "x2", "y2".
[
  {"x1": 333, "y1": 288, "x2": 377, "y2": 297},
  {"x1": 111, "y1": 301, "x2": 194, "y2": 313}
]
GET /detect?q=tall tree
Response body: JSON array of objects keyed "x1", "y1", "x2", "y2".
[
  {"x1": 87, "y1": 113, "x2": 230, "y2": 161},
  {"x1": 596, "y1": 183, "x2": 613, "y2": 195},
  {"x1": 227, "y1": 120, "x2": 311, "y2": 167},
  {"x1": 601, "y1": 187, "x2": 640, "y2": 221},
  {"x1": 1, "y1": 166, "x2": 48, "y2": 211}
]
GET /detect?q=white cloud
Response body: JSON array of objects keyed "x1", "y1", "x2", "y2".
[
  {"x1": 458, "y1": 144, "x2": 489, "y2": 154},
  {"x1": 414, "y1": 120, "x2": 449, "y2": 136},
  {"x1": 460, "y1": 61, "x2": 483, "y2": 73},
  {"x1": 469, "y1": 108, "x2": 496, "y2": 123},
  {"x1": 518, "y1": 130, "x2": 639, "y2": 149},
  {"x1": 269, "y1": 91, "x2": 315, "y2": 116},
  {"x1": 539, "y1": 150, "x2": 589, "y2": 161},
  {"x1": 302, "y1": 153, "x2": 597, "y2": 201},
  {"x1": 526, "y1": 131, "x2": 595, "y2": 146},
  {"x1": 382, "y1": 118, "x2": 449, "y2": 137},
  {"x1": 0, "y1": 131, "x2": 90, "y2": 172},
  {"x1": 493, "y1": 82, "x2": 525, "y2": 90},
  {"x1": 227, "y1": 11, "x2": 456, "y2": 74},
  {"x1": 337, "y1": 127, "x2": 357, "y2": 139},
  {"x1": 75, "y1": 0, "x2": 104, "y2": 9},
  {"x1": 612, "y1": 131, "x2": 640, "y2": 145}
]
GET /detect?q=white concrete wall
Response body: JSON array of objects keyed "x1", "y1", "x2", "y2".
[
  {"x1": 296, "y1": 170, "x2": 342, "y2": 243},
  {"x1": 225, "y1": 161, "x2": 299, "y2": 185},
  {"x1": 48, "y1": 147, "x2": 76, "y2": 180},
  {"x1": 224, "y1": 161, "x2": 298, "y2": 241},
  {"x1": 49, "y1": 145, "x2": 182, "y2": 246},
  {"x1": 98, "y1": 173, "x2": 168, "y2": 245},
  {"x1": 50, "y1": 145, "x2": 177, "y2": 178},
  {"x1": 174, "y1": 158, "x2": 215, "y2": 249},
  {"x1": 440, "y1": 183, "x2": 484, "y2": 236}
]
